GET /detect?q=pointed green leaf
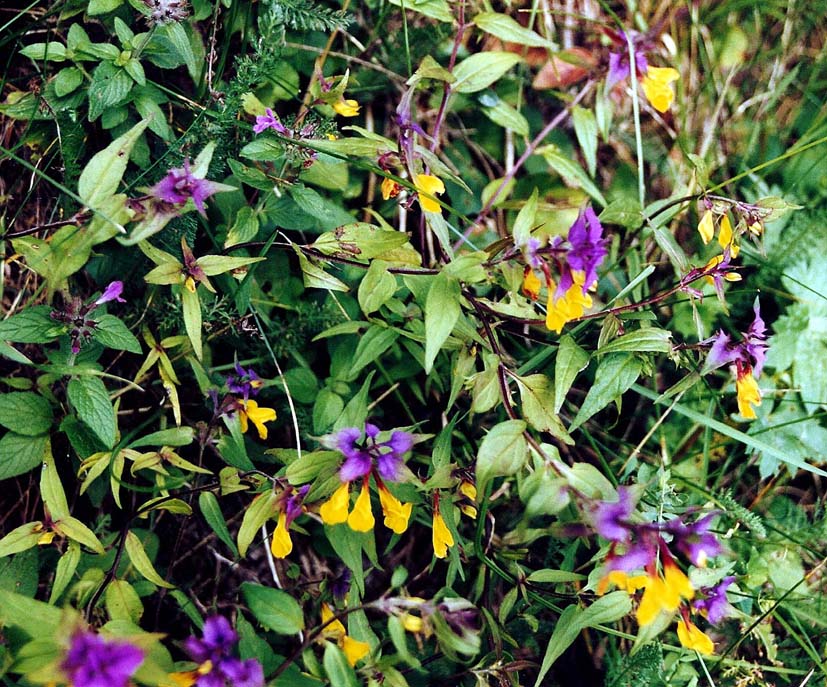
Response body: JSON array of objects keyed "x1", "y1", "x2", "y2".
[
  {"x1": 54, "y1": 516, "x2": 105, "y2": 554},
  {"x1": 198, "y1": 492, "x2": 238, "y2": 557},
  {"x1": 68, "y1": 376, "x2": 117, "y2": 449},
  {"x1": 181, "y1": 287, "x2": 202, "y2": 360},
  {"x1": 0, "y1": 392, "x2": 53, "y2": 435},
  {"x1": 554, "y1": 335, "x2": 590, "y2": 413},
  {"x1": 512, "y1": 188, "x2": 538, "y2": 245},
  {"x1": 0, "y1": 523, "x2": 43, "y2": 558},
  {"x1": 49, "y1": 541, "x2": 81, "y2": 603},
  {"x1": 569, "y1": 354, "x2": 642, "y2": 430},
  {"x1": 237, "y1": 492, "x2": 279, "y2": 557},
  {"x1": 124, "y1": 531, "x2": 174, "y2": 587},
  {"x1": 241, "y1": 582, "x2": 305, "y2": 635},
  {"x1": 571, "y1": 106, "x2": 598, "y2": 178},
  {"x1": 452, "y1": 52, "x2": 523, "y2": 94},
  {"x1": 517, "y1": 374, "x2": 573, "y2": 444},
  {"x1": 424, "y1": 272, "x2": 461, "y2": 374},
  {"x1": 0, "y1": 432, "x2": 50, "y2": 480},
  {"x1": 476, "y1": 420, "x2": 527, "y2": 494},
  {"x1": 473, "y1": 12, "x2": 555, "y2": 48}
]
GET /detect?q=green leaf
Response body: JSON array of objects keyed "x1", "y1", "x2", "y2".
[
  {"x1": 539, "y1": 146, "x2": 607, "y2": 207},
  {"x1": 41, "y1": 447, "x2": 69, "y2": 520},
  {"x1": 225, "y1": 206, "x2": 260, "y2": 248},
  {"x1": 526, "y1": 569, "x2": 587, "y2": 583},
  {"x1": 517, "y1": 375, "x2": 573, "y2": 444},
  {"x1": 124, "y1": 531, "x2": 174, "y2": 587},
  {"x1": 452, "y1": 52, "x2": 523, "y2": 94},
  {"x1": 198, "y1": 492, "x2": 239, "y2": 557},
  {"x1": 476, "y1": 420, "x2": 527, "y2": 494},
  {"x1": 87, "y1": 63, "x2": 134, "y2": 121},
  {"x1": 87, "y1": 0, "x2": 124, "y2": 14},
  {"x1": 54, "y1": 516, "x2": 105, "y2": 554},
  {"x1": 313, "y1": 223, "x2": 410, "y2": 261},
  {"x1": 323, "y1": 642, "x2": 360, "y2": 687},
  {"x1": 334, "y1": 372, "x2": 375, "y2": 431},
  {"x1": 159, "y1": 22, "x2": 197, "y2": 79},
  {"x1": 483, "y1": 99, "x2": 529, "y2": 137},
  {"x1": 512, "y1": 188, "x2": 538, "y2": 245},
  {"x1": 0, "y1": 305, "x2": 63, "y2": 343},
  {"x1": 54, "y1": 66, "x2": 84, "y2": 96},
  {"x1": 0, "y1": 432, "x2": 49, "y2": 480},
  {"x1": 241, "y1": 582, "x2": 305, "y2": 635},
  {"x1": 386, "y1": 0, "x2": 453, "y2": 23},
  {"x1": 473, "y1": 12, "x2": 555, "y2": 48},
  {"x1": 0, "y1": 589, "x2": 62, "y2": 637},
  {"x1": 129, "y1": 427, "x2": 195, "y2": 449},
  {"x1": 571, "y1": 106, "x2": 598, "y2": 178},
  {"x1": 358, "y1": 261, "x2": 397, "y2": 315},
  {"x1": 534, "y1": 593, "x2": 631, "y2": 686},
  {"x1": 105, "y1": 579, "x2": 143, "y2": 623},
  {"x1": 197, "y1": 254, "x2": 264, "y2": 276},
  {"x1": 20, "y1": 42, "x2": 67, "y2": 62},
  {"x1": 93, "y1": 315, "x2": 142, "y2": 353},
  {"x1": 598, "y1": 328, "x2": 672, "y2": 355},
  {"x1": 285, "y1": 450, "x2": 341, "y2": 485},
  {"x1": 599, "y1": 198, "x2": 643, "y2": 229},
  {"x1": 651, "y1": 226, "x2": 689, "y2": 273},
  {"x1": 0, "y1": 392, "x2": 53, "y2": 436},
  {"x1": 49, "y1": 541, "x2": 81, "y2": 603},
  {"x1": 424, "y1": 272, "x2": 461, "y2": 374},
  {"x1": 237, "y1": 492, "x2": 278, "y2": 557},
  {"x1": 569, "y1": 354, "x2": 642, "y2": 431},
  {"x1": 294, "y1": 248, "x2": 349, "y2": 292},
  {"x1": 554, "y1": 335, "x2": 590, "y2": 413},
  {"x1": 78, "y1": 118, "x2": 149, "y2": 208},
  {"x1": 180, "y1": 286, "x2": 202, "y2": 360},
  {"x1": 348, "y1": 326, "x2": 399, "y2": 379},
  {"x1": 290, "y1": 185, "x2": 355, "y2": 230},
  {"x1": 68, "y1": 376, "x2": 117, "y2": 449},
  {"x1": 0, "y1": 523, "x2": 43, "y2": 558}
]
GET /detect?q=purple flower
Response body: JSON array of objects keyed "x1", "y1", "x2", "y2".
[
  {"x1": 566, "y1": 206, "x2": 608, "y2": 293},
  {"x1": 149, "y1": 159, "x2": 225, "y2": 216},
  {"x1": 693, "y1": 576, "x2": 735, "y2": 624},
  {"x1": 704, "y1": 298, "x2": 768, "y2": 377},
  {"x1": 665, "y1": 513, "x2": 722, "y2": 567},
  {"x1": 227, "y1": 362, "x2": 263, "y2": 401},
  {"x1": 253, "y1": 108, "x2": 289, "y2": 135},
  {"x1": 326, "y1": 424, "x2": 413, "y2": 484},
  {"x1": 284, "y1": 484, "x2": 310, "y2": 525},
  {"x1": 606, "y1": 31, "x2": 649, "y2": 89},
  {"x1": 606, "y1": 539, "x2": 657, "y2": 572},
  {"x1": 61, "y1": 630, "x2": 144, "y2": 687},
  {"x1": 592, "y1": 487, "x2": 635, "y2": 542},
  {"x1": 95, "y1": 281, "x2": 126, "y2": 305},
  {"x1": 522, "y1": 237, "x2": 544, "y2": 269},
  {"x1": 183, "y1": 617, "x2": 264, "y2": 687}
]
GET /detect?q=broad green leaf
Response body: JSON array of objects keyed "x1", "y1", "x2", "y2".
[
  {"x1": 198, "y1": 492, "x2": 238, "y2": 556},
  {"x1": 87, "y1": 63, "x2": 134, "y2": 121},
  {"x1": 0, "y1": 590, "x2": 62, "y2": 637},
  {"x1": 68, "y1": 376, "x2": 117, "y2": 449},
  {"x1": 20, "y1": 42, "x2": 67, "y2": 62},
  {"x1": 599, "y1": 198, "x2": 643, "y2": 229},
  {"x1": 412, "y1": 54, "x2": 455, "y2": 83},
  {"x1": 285, "y1": 450, "x2": 341, "y2": 485},
  {"x1": 41, "y1": 447, "x2": 69, "y2": 520},
  {"x1": 424, "y1": 272, "x2": 461, "y2": 374},
  {"x1": 324, "y1": 524, "x2": 367, "y2": 596},
  {"x1": 54, "y1": 516, "x2": 105, "y2": 554},
  {"x1": 290, "y1": 185, "x2": 355, "y2": 230},
  {"x1": 197, "y1": 254, "x2": 264, "y2": 276},
  {"x1": 386, "y1": 0, "x2": 453, "y2": 23},
  {"x1": 358, "y1": 261, "x2": 397, "y2": 315},
  {"x1": 517, "y1": 374, "x2": 573, "y2": 444},
  {"x1": 78, "y1": 118, "x2": 149, "y2": 208},
  {"x1": 571, "y1": 106, "x2": 598, "y2": 178},
  {"x1": 540, "y1": 147, "x2": 607, "y2": 207},
  {"x1": 483, "y1": 99, "x2": 529, "y2": 137},
  {"x1": 160, "y1": 21, "x2": 197, "y2": 79},
  {"x1": 124, "y1": 531, "x2": 174, "y2": 588},
  {"x1": 93, "y1": 315, "x2": 142, "y2": 354},
  {"x1": 225, "y1": 207, "x2": 260, "y2": 248},
  {"x1": 452, "y1": 52, "x2": 523, "y2": 94},
  {"x1": 49, "y1": 541, "x2": 81, "y2": 603},
  {"x1": 0, "y1": 432, "x2": 49, "y2": 480},
  {"x1": 598, "y1": 328, "x2": 672, "y2": 355},
  {"x1": 473, "y1": 12, "x2": 555, "y2": 48},
  {"x1": 526, "y1": 569, "x2": 587, "y2": 583},
  {"x1": 334, "y1": 372, "x2": 375, "y2": 431},
  {"x1": 476, "y1": 420, "x2": 527, "y2": 493},
  {"x1": 534, "y1": 593, "x2": 631, "y2": 686},
  {"x1": 0, "y1": 523, "x2": 43, "y2": 558},
  {"x1": 129, "y1": 427, "x2": 195, "y2": 449},
  {"x1": 349, "y1": 326, "x2": 399, "y2": 379},
  {"x1": 323, "y1": 642, "x2": 360, "y2": 687},
  {"x1": 651, "y1": 226, "x2": 689, "y2": 273},
  {"x1": 554, "y1": 335, "x2": 590, "y2": 413},
  {"x1": 424, "y1": 210, "x2": 454, "y2": 258},
  {"x1": 105, "y1": 579, "x2": 143, "y2": 623},
  {"x1": 512, "y1": 188, "x2": 538, "y2": 245},
  {"x1": 241, "y1": 582, "x2": 305, "y2": 635},
  {"x1": 237, "y1": 492, "x2": 279, "y2": 556},
  {"x1": 181, "y1": 286, "x2": 202, "y2": 360},
  {"x1": 569, "y1": 354, "x2": 642, "y2": 430},
  {"x1": 0, "y1": 392, "x2": 52, "y2": 435},
  {"x1": 313, "y1": 223, "x2": 409, "y2": 261},
  {"x1": 294, "y1": 248, "x2": 349, "y2": 292},
  {"x1": 88, "y1": 0, "x2": 124, "y2": 14},
  {"x1": 0, "y1": 305, "x2": 64, "y2": 343}
]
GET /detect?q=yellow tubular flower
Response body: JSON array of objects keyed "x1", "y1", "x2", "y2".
[
  {"x1": 432, "y1": 511, "x2": 454, "y2": 559},
  {"x1": 677, "y1": 619, "x2": 715, "y2": 655},
  {"x1": 414, "y1": 174, "x2": 445, "y2": 213},
  {"x1": 598, "y1": 570, "x2": 649, "y2": 596},
  {"x1": 271, "y1": 511, "x2": 293, "y2": 558},
  {"x1": 320, "y1": 604, "x2": 370, "y2": 666},
  {"x1": 341, "y1": 635, "x2": 371, "y2": 666},
  {"x1": 636, "y1": 564, "x2": 693, "y2": 626},
  {"x1": 459, "y1": 479, "x2": 478, "y2": 519},
  {"x1": 321, "y1": 603, "x2": 347, "y2": 637},
  {"x1": 347, "y1": 481, "x2": 375, "y2": 532},
  {"x1": 320, "y1": 482, "x2": 350, "y2": 525},
  {"x1": 522, "y1": 268, "x2": 542, "y2": 300},
  {"x1": 545, "y1": 283, "x2": 592, "y2": 334},
  {"x1": 641, "y1": 66, "x2": 680, "y2": 113},
  {"x1": 238, "y1": 400, "x2": 277, "y2": 440},
  {"x1": 703, "y1": 255, "x2": 742, "y2": 287},
  {"x1": 333, "y1": 99, "x2": 360, "y2": 117},
  {"x1": 736, "y1": 373, "x2": 761, "y2": 419},
  {"x1": 717, "y1": 214, "x2": 739, "y2": 257},
  {"x1": 381, "y1": 177, "x2": 402, "y2": 200},
  {"x1": 401, "y1": 613, "x2": 424, "y2": 633},
  {"x1": 377, "y1": 484, "x2": 412, "y2": 534},
  {"x1": 697, "y1": 210, "x2": 715, "y2": 245}
]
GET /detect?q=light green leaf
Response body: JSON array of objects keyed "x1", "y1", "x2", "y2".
[
  {"x1": 197, "y1": 254, "x2": 264, "y2": 276},
  {"x1": 323, "y1": 642, "x2": 360, "y2": 687},
  {"x1": 87, "y1": 0, "x2": 124, "y2": 14},
  {"x1": 569, "y1": 354, "x2": 642, "y2": 431},
  {"x1": 49, "y1": 541, "x2": 81, "y2": 603},
  {"x1": 93, "y1": 315, "x2": 142, "y2": 354},
  {"x1": 517, "y1": 374, "x2": 573, "y2": 444},
  {"x1": 452, "y1": 52, "x2": 523, "y2": 94},
  {"x1": 554, "y1": 335, "x2": 590, "y2": 413},
  {"x1": 124, "y1": 531, "x2": 174, "y2": 587},
  {"x1": 198, "y1": 492, "x2": 238, "y2": 556},
  {"x1": 237, "y1": 492, "x2": 279, "y2": 556},
  {"x1": 598, "y1": 328, "x2": 672, "y2": 355},
  {"x1": 473, "y1": 12, "x2": 555, "y2": 48},
  {"x1": 599, "y1": 198, "x2": 643, "y2": 229},
  {"x1": 539, "y1": 146, "x2": 607, "y2": 206},
  {"x1": 349, "y1": 326, "x2": 399, "y2": 379},
  {"x1": 571, "y1": 106, "x2": 598, "y2": 178},
  {"x1": 20, "y1": 42, "x2": 67, "y2": 62},
  {"x1": 0, "y1": 523, "x2": 43, "y2": 558},
  {"x1": 0, "y1": 590, "x2": 62, "y2": 637},
  {"x1": 358, "y1": 261, "x2": 397, "y2": 315},
  {"x1": 424, "y1": 272, "x2": 461, "y2": 374},
  {"x1": 483, "y1": 99, "x2": 529, "y2": 137},
  {"x1": 241, "y1": 582, "x2": 305, "y2": 635},
  {"x1": 0, "y1": 305, "x2": 62, "y2": 343},
  {"x1": 313, "y1": 223, "x2": 410, "y2": 261},
  {"x1": 512, "y1": 188, "x2": 538, "y2": 246},
  {"x1": 181, "y1": 286, "x2": 202, "y2": 360},
  {"x1": 129, "y1": 427, "x2": 195, "y2": 449},
  {"x1": 0, "y1": 432, "x2": 50, "y2": 480},
  {"x1": 476, "y1": 420, "x2": 527, "y2": 494},
  {"x1": 0, "y1": 392, "x2": 53, "y2": 436},
  {"x1": 55, "y1": 516, "x2": 106, "y2": 554},
  {"x1": 294, "y1": 248, "x2": 349, "y2": 292},
  {"x1": 105, "y1": 579, "x2": 143, "y2": 623},
  {"x1": 40, "y1": 446, "x2": 69, "y2": 520},
  {"x1": 225, "y1": 207, "x2": 260, "y2": 248},
  {"x1": 68, "y1": 376, "x2": 117, "y2": 449},
  {"x1": 386, "y1": 0, "x2": 453, "y2": 23}
]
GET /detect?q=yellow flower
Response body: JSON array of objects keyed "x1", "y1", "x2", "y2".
[
  {"x1": 641, "y1": 66, "x2": 680, "y2": 113},
  {"x1": 401, "y1": 613, "x2": 424, "y2": 633},
  {"x1": 347, "y1": 481, "x2": 375, "y2": 532},
  {"x1": 636, "y1": 563, "x2": 693, "y2": 626},
  {"x1": 378, "y1": 484, "x2": 412, "y2": 534},
  {"x1": 717, "y1": 214, "x2": 739, "y2": 257},
  {"x1": 333, "y1": 99, "x2": 360, "y2": 117},
  {"x1": 522, "y1": 268, "x2": 542, "y2": 301},
  {"x1": 271, "y1": 511, "x2": 293, "y2": 558},
  {"x1": 736, "y1": 373, "x2": 761, "y2": 419},
  {"x1": 320, "y1": 482, "x2": 350, "y2": 525},
  {"x1": 703, "y1": 255, "x2": 742, "y2": 287},
  {"x1": 597, "y1": 570, "x2": 649, "y2": 596},
  {"x1": 432, "y1": 511, "x2": 454, "y2": 559},
  {"x1": 545, "y1": 279, "x2": 592, "y2": 334},
  {"x1": 677, "y1": 619, "x2": 714, "y2": 655},
  {"x1": 697, "y1": 210, "x2": 715, "y2": 245},
  {"x1": 238, "y1": 399, "x2": 276, "y2": 440},
  {"x1": 381, "y1": 177, "x2": 402, "y2": 200},
  {"x1": 321, "y1": 603, "x2": 370, "y2": 666},
  {"x1": 459, "y1": 479, "x2": 477, "y2": 519},
  {"x1": 414, "y1": 174, "x2": 445, "y2": 213}
]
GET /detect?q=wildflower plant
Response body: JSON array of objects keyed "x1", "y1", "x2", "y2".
[{"x1": 1, "y1": 2, "x2": 826, "y2": 687}]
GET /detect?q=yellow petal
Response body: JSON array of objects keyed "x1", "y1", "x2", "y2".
[
  {"x1": 432, "y1": 511, "x2": 454, "y2": 559},
  {"x1": 522, "y1": 269, "x2": 542, "y2": 300},
  {"x1": 378, "y1": 485, "x2": 412, "y2": 534},
  {"x1": 718, "y1": 214, "x2": 733, "y2": 250},
  {"x1": 641, "y1": 67, "x2": 680, "y2": 113},
  {"x1": 333, "y1": 99, "x2": 360, "y2": 117},
  {"x1": 320, "y1": 482, "x2": 350, "y2": 525},
  {"x1": 414, "y1": 174, "x2": 445, "y2": 213},
  {"x1": 271, "y1": 511, "x2": 293, "y2": 558},
  {"x1": 698, "y1": 210, "x2": 715, "y2": 245},
  {"x1": 636, "y1": 577, "x2": 665, "y2": 626},
  {"x1": 341, "y1": 635, "x2": 370, "y2": 666},
  {"x1": 459, "y1": 481, "x2": 477, "y2": 501},
  {"x1": 401, "y1": 613, "x2": 424, "y2": 633},
  {"x1": 347, "y1": 482, "x2": 375, "y2": 532},
  {"x1": 677, "y1": 619, "x2": 715, "y2": 655},
  {"x1": 321, "y1": 603, "x2": 346, "y2": 639},
  {"x1": 243, "y1": 400, "x2": 277, "y2": 440},
  {"x1": 381, "y1": 177, "x2": 401, "y2": 200},
  {"x1": 664, "y1": 562, "x2": 694, "y2": 604},
  {"x1": 169, "y1": 670, "x2": 199, "y2": 687},
  {"x1": 736, "y1": 373, "x2": 761, "y2": 419}
]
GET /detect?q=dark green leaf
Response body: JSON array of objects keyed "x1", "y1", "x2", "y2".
[
  {"x1": 0, "y1": 432, "x2": 49, "y2": 480},
  {"x1": 0, "y1": 392, "x2": 53, "y2": 436},
  {"x1": 241, "y1": 582, "x2": 305, "y2": 635},
  {"x1": 67, "y1": 376, "x2": 118, "y2": 449}
]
